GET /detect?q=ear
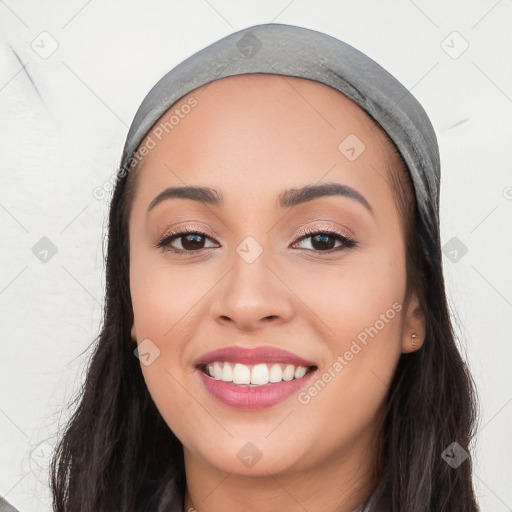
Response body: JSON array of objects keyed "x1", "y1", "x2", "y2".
[
  {"x1": 131, "y1": 322, "x2": 137, "y2": 342},
  {"x1": 401, "y1": 292, "x2": 425, "y2": 354}
]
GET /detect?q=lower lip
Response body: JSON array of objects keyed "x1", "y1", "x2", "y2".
[{"x1": 197, "y1": 369, "x2": 316, "y2": 409}]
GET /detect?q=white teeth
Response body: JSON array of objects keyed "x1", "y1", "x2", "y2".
[
  {"x1": 213, "y1": 362, "x2": 222, "y2": 379},
  {"x1": 221, "y1": 363, "x2": 233, "y2": 382},
  {"x1": 204, "y1": 362, "x2": 313, "y2": 386},
  {"x1": 251, "y1": 363, "x2": 270, "y2": 385},
  {"x1": 294, "y1": 366, "x2": 307, "y2": 379},
  {"x1": 269, "y1": 364, "x2": 283, "y2": 383},
  {"x1": 282, "y1": 364, "x2": 295, "y2": 381},
  {"x1": 232, "y1": 363, "x2": 251, "y2": 384}
]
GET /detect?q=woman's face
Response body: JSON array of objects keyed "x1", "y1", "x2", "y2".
[{"x1": 128, "y1": 74, "x2": 424, "y2": 480}]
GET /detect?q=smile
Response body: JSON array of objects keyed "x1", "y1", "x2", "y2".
[
  {"x1": 200, "y1": 361, "x2": 315, "y2": 386},
  {"x1": 194, "y1": 345, "x2": 318, "y2": 409}
]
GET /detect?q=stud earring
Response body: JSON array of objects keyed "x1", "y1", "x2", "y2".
[{"x1": 411, "y1": 333, "x2": 418, "y2": 347}]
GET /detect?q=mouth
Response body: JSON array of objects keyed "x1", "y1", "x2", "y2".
[
  {"x1": 194, "y1": 346, "x2": 318, "y2": 409},
  {"x1": 198, "y1": 361, "x2": 317, "y2": 387}
]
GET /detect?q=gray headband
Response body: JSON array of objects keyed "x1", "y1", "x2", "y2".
[{"x1": 119, "y1": 23, "x2": 441, "y2": 269}]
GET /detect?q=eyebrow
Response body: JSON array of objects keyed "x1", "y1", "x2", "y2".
[{"x1": 146, "y1": 182, "x2": 373, "y2": 216}]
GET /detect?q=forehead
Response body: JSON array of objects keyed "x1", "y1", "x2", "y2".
[{"x1": 163, "y1": 73, "x2": 389, "y2": 146}]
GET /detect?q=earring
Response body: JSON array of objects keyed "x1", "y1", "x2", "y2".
[{"x1": 411, "y1": 333, "x2": 418, "y2": 347}]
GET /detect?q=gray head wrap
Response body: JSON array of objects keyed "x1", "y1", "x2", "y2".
[{"x1": 119, "y1": 22, "x2": 441, "y2": 274}]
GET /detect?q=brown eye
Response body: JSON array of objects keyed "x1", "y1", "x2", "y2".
[
  {"x1": 292, "y1": 229, "x2": 356, "y2": 253},
  {"x1": 157, "y1": 230, "x2": 219, "y2": 253}
]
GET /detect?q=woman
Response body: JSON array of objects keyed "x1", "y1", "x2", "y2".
[{"x1": 50, "y1": 23, "x2": 480, "y2": 511}]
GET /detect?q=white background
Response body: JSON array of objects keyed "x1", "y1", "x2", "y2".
[{"x1": 1, "y1": 1, "x2": 511, "y2": 511}]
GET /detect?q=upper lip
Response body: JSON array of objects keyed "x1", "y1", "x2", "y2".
[{"x1": 194, "y1": 346, "x2": 317, "y2": 368}]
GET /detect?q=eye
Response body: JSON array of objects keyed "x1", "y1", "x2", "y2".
[
  {"x1": 291, "y1": 227, "x2": 357, "y2": 253},
  {"x1": 156, "y1": 227, "x2": 219, "y2": 253}
]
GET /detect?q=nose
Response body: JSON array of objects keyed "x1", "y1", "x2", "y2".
[{"x1": 209, "y1": 249, "x2": 296, "y2": 332}]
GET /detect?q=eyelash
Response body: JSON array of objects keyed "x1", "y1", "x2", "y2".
[{"x1": 155, "y1": 225, "x2": 357, "y2": 255}]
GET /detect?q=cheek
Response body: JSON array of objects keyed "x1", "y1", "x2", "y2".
[
  {"x1": 130, "y1": 254, "x2": 213, "y2": 342},
  {"x1": 129, "y1": 253, "x2": 219, "y2": 415},
  {"x1": 333, "y1": 247, "x2": 406, "y2": 377},
  {"x1": 282, "y1": 232, "x2": 406, "y2": 346}
]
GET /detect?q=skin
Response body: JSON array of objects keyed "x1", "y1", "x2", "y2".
[{"x1": 128, "y1": 74, "x2": 425, "y2": 512}]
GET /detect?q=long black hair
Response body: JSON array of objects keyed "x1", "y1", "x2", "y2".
[{"x1": 50, "y1": 115, "x2": 480, "y2": 512}]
